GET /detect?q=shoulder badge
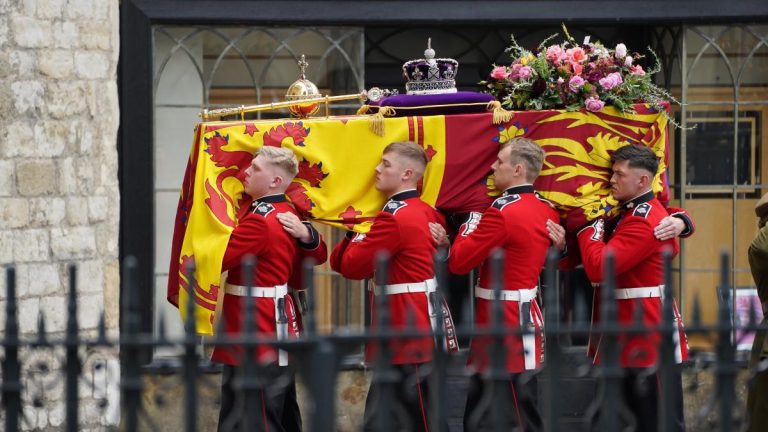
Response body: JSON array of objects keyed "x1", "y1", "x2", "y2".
[
  {"x1": 382, "y1": 200, "x2": 407, "y2": 215},
  {"x1": 492, "y1": 194, "x2": 520, "y2": 210},
  {"x1": 461, "y1": 212, "x2": 483, "y2": 237},
  {"x1": 252, "y1": 202, "x2": 275, "y2": 217},
  {"x1": 632, "y1": 202, "x2": 652, "y2": 218}
]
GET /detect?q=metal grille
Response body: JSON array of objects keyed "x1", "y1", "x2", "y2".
[{"x1": 1, "y1": 250, "x2": 762, "y2": 431}]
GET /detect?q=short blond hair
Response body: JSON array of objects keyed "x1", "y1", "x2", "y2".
[
  {"x1": 506, "y1": 137, "x2": 545, "y2": 183},
  {"x1": 383, "y1": 141, "x2": 428, "y2": 175},
  {"x1": 257, "y1": 146, "x2": 299, "y2": 178}
]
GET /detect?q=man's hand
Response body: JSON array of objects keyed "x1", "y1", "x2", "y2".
[
  {"x1": 546, "y1": 219, "x2": 566, "y2": 251},
  {"x1": 277, "y1": 212, "x2": 312, "y2": 243},
  {"x1": 654, "y1": 216, "x2": 685, "y2": 241},
  {"x1": 429, "y1": 222, "x2": 450, "y2": 248},
  {"x1": 578, "y1": 218, "x2": 605, "y2": 242}
]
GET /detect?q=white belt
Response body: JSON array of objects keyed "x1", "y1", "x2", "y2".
[
  {"x1": 475, "y1": 286, "x2": 539, "y2": 370},
  {"x1": 225, "y1": 283, "x2": 290, "y2": 366},
  {"x1": 372, "y1": 278, "x2": 437, "y2": 296},
  {"x1": 475, "y1": 286, "x2": 538, "y2": 302},
  {"x1": 615, "y1": 285, "x2": 664, "y2": 300},
  {"x1": 225, "y1": 283, "x2": 288, "y2": 298},
  {"x1": 371, "y1": 278, "x2": 445, "y2": 347}
]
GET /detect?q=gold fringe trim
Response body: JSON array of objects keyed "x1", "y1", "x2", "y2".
[
  {"x1": 356, "y1": 105, "x2": 372, "y2": 115},
  {"x1": 368, "y1": 106, "x2": 396, "y2": 136},
  {"x1": 487, "y1": 101, "x2": 513, "y2": 125}
]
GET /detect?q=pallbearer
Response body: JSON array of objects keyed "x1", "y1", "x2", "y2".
[
  {"x1": 577, "y1": 144, "x2": 688, "y2": 432},
  {"x1": 214, "y1": 146, "x2": 326, "y2": 432},
  {"x1": 442, "y1": 138, "x2": 559, "y2": 431},
  {"x1": 331, "y1": 141, "x2": 453, "y2": 432}
]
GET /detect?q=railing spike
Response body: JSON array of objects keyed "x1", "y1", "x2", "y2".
[
  {"x1": 65, "y1": 263, "x2": 80, "y2": 432},
  {"x1": 3, "y1": 266, "x2": 21, "y2": 432},
  {"x1": 36, "y1": 313, "x2": 48, "y2": 346},
  {"x1": 97, "y1": 312, "x2": 107, "y2": 346},
  {"x1": 692, "y1": 294, "x2": 702, "y2": 327}
]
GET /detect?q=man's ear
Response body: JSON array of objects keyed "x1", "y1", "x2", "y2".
[
  {"x1": 639, "y1": 172, "x2": 652, "y2": 189},
  {"x1": 401, "y1": 168, "x2": 414, "y2": 182},
  {"x1": 514, "y1": 163, "x2": 524, "y2": 177},
  {"x1": 271, "y1": 175, "x2": 284, "y2": 188}
]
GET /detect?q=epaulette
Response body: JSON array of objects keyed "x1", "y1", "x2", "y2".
[
  {"x1": 382, "y1": 200, "x2": 407, "y2": 215},
  {"x1": 252, "y1": 202, "x2": 275, "y2": 217},
  {"x1": 632, "y1": 202, "x2": 652, "y2": 219},
  {"x1": 535, "y1": 192, "x2": 557, "y2": 209},
  {"x1": 492, "y1": 194, "x2": 520, "y2": 210}
]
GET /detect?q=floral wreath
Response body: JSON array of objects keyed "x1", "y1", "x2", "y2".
[{"x1": 481, "y1": 24, "x2": 680, "y2": 125}]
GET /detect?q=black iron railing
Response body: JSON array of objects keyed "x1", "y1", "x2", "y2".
[{"x1": 1, "y1": 249, "x2": 764, "y2": 431}]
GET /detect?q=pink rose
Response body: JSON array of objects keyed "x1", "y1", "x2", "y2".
[
  {"x1": 615, "y1": 43, "x2": 627, "y2": 59},
  {"x1": 546, "y1": 45, "x2": 566, "y2": 63},
  {"x1": 490, "y1": 66, "x2": 510, "y2": 80},
  {"x1": 566, "y1": 47, "x2": 586, "y2": 63},
  {"x1": 518, "y1": 66, "x2": 532, "y2": 79},
  {"x1": 571, "y1": 62, "x2": 583, "y2": 76},
  {"x1": 568, "y1": 75, "x2": 585, "y2": 92},
  {"x1": 630, "y1": 65, "x2": 646, "y2": 76},
  {"x1": 585, "y1": 97, "x2": 605, "y2": 112},
  {"x1": 599, "y1": 72, "x2": 624, "y2": 90},
  {"x1": 624, "y1": 56, "x2": 633, "y2": 67},
  {"x1": 507, "y1": 63, "x2": 522, "y2": 80}
]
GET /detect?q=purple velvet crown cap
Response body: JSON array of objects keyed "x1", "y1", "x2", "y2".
[{"x1": 401, "y1": 38, "x2": 459, "y2": 95}]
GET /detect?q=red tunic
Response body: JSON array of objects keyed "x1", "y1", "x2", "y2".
[
  {"x1": 578, "y1": 191, "x2": 689, "y2": 368},
  {"x1": 212, "y1": 194, "x2": 302, "y2": 366},
  {"x1": 330, "y1": 189, "x2": 444, "y2": 365},
  {"x1": 666, "y1": 207, "x2": 696, "y2": 238},
  {"x1": 450, "y1": 185, "x2": 560, "y2": 373}
]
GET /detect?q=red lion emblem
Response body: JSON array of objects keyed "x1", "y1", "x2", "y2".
[
  {"x1": 179, "y1": 255, "x2": 218, "y2": 312},
  {"x1": 286, "y1": 183, "x2": 314, "y2": 217},
  {"x1": 203, "y1": 132, "x2": 254, "y2": 227},
  {"x1": 297, "y1": 160, "x2": 328, "y2": 187},
  {"x1": 205, "y1": 132, "x2": 253, "y2": 169},
  {"x1": 263, "y1": 122, "x2": 310, "y2": 147}
]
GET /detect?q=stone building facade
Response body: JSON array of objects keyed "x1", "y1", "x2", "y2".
[{"x1": 0, "y1": 0, "x2": 120, "y2": 429}]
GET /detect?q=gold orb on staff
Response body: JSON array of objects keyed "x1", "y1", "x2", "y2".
[{"x1": 285, "y1": 55, "x2": 320, "y2": 118}]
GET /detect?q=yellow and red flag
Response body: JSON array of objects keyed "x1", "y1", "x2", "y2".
[{"x1": 168, "y1": 105, "x2": 670, "y2": 334}]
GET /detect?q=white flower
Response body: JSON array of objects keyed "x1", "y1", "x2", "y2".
[
  {"x1": 624, "y1": 56, "x2": 633, "y2": 67},
  {"x1": 591, "y1": 44, "x2": 609, "y2": 59},
  {"x1": 615, "y1": 43, "x2": 627, "y2": 59}
]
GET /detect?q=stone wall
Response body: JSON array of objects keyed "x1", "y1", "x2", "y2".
[{"x1": 0, "y1": 0, "x2": 121, "y2": 430}]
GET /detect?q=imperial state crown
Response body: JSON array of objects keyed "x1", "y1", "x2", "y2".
[{"x1": 401, "y1": 38, "x2": 458, "y2": 95}]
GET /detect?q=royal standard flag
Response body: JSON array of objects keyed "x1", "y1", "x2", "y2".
[{"x1": 168, "y1": 105, "x2": 671, "y2": 334}]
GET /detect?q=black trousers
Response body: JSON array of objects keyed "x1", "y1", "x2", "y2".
[
  {"x1": 217, "y1": 364, "x2": 301, "y2": 432},
  {"x1": 592, "y1": 366, "x2": 685, "y2": 432},
  {"x1": 463, "y1": 372, "x2": 542, "y2": 432},
  {"x1": 363, "y1": 363, "x2": 446, "y2": 432}
]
